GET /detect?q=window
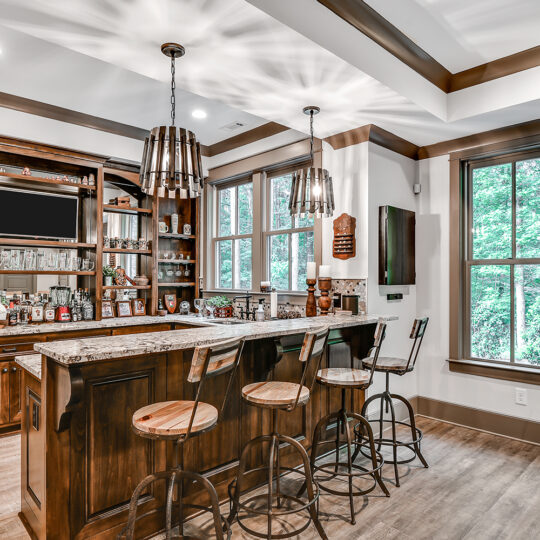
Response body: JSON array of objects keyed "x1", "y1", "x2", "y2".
[
  {"x1": 265, "y1": 173, "x2": 314, "y2": 291},
  {"x1": 214, "y1": 182, "x2": 253, "y2": 290},
  {"x1": 465, "y1": 153, "x2": 540, "y2": 367},
  {"x1": 209, "y1": 167, "x2": 318, "y2": 292}
]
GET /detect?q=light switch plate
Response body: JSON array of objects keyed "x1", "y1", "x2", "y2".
[{"x1": 515, "y1": 387, "x2": 528, "y2": 406}]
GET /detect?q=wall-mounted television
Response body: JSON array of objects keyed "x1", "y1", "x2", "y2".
[
  {"x1": 0, "y1": 187, "x2": 78, "y2": 241},
  {"x1": 379, "y1": 205, "x2": 415, "y2": 285}
]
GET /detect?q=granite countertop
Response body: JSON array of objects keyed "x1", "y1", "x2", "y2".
[
  {"x1": 34, "y1": 314, "x2": 396, "y2": 365},
  {"x1": 0, "y1": 314, "x2": 209, "y2": 337},
  {"x1": 15, "y1": 354, "x2": 42, "y2": 380}
]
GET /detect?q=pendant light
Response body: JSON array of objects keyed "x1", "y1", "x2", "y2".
[
  {"x1": 289, "y1": 106, "x2": 334, "y2": 217},
  {"x1": 140, "y1": 43, "x2": 204, "y2": 197}
]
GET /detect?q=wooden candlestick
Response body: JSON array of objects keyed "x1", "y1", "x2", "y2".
[
  {"x1": 317, "y1": 277, "x2": 332, "y2": 316},
  {"x1": 306, "y1": 278, "x2": 317, "y2": 317}
]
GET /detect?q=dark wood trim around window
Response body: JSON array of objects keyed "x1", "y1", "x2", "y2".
[{"x1": 449, "y1": 138, "x2": 540, "y2": 381}]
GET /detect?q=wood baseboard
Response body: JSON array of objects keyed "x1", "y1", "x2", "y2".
[{"x1": 415, "y1": 396, "x2": 540, "y2": 445}]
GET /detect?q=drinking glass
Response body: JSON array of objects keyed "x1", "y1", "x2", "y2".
[
  {"x1": 47, "y1": 252, "x2": 58, "y2": 271},
  {"x1": 82, "y1": 259, "x2": 95, "y2": 271},
  {"x1": 194, "y1": 298, "x2": 205, "y2": 318},
  {"x1": 58, "y1": 251, "x2": 68, "y2": 271},
  {"x1": 71, "y1": 257, "x2": 82, "y2": 271},
  {"x1": 0, "y1": 250, "x2": 9, "y2": 270},
  {"x1": 10, "y1": 250, "x2": 22, "y2": 270},
  {"x1": 37, "y1": 250, "x2": 46, "y2": 271},
  {"x1": 23, "y1": 250, "x2": 36, "y2": 270},
  {"x1": 206, "y1": 304, "x2": 215, "y2": 319},
  {"x1": 184, "y1": 267, "x2": 191, "y2": 277}
]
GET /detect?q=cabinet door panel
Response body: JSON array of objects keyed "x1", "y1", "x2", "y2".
[
  {"x1": 9, "y1": 362, "x2": 22, "y2": 423},
  {"x1": 0, "y1": 361, "x2": 10, "y2": 425}
]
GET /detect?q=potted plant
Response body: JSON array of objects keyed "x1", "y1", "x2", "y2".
[
  {"x1": 102, "y1": 265, "x2": 117, "y2": 287},
  {"x1": 206, "y1": 295, "x2": 233, "y2": 318}
]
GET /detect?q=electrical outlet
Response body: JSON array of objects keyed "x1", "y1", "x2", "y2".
[{"x1": 515, "y1": 387, "x2": 528, "y2": 406}]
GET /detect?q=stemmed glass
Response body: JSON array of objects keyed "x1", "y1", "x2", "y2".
[
  {"x1": 194, "y1": 298, "x2": 205, "y2": 318},
  {"x1": 206, "y1": 304, "x2": 215, "y2": 319}
]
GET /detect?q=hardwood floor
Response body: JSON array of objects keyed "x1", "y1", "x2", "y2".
[{"x1": 1, "y1": 417, "x2": 539, "y2": 539}]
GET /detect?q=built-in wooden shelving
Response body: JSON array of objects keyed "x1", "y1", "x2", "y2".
[
  {"x1": 0, "y1": 239, "x2": 96, "y2": 249},
  {"x1": 158, "y1": 233, "x2": 196, "y2": 240},
  {"x1": 0, "y1": 270, "x2": 96, "y2": 276},
  {"x1": 158, "y1": 282, "x2": 196, "y2": 287},
  {"x1": 157, "y1": 259, "x2": 196, "y2": 264},
  {"x1": 103, "y1": 204, "x2": 152, "y2": 215},
  {"x1": 103, "y1": 248, "x2": 152, "y2": 255},
  {"x1": 103, "y1": 285, "x2": 152, "y2": 290},
  {"x1": 0, "y1": 172, "x2": 96, "y2": 190}
]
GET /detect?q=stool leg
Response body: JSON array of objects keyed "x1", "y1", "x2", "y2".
[
  {"x1": 393, "y1": 393, "x2": 429, "y2": 469},
  {"x1": 297, "y1": 411, "x2": 337, "y2": 498},
  {"x1": 348, "y1": 413, "x2": 389, "y2": 497},
  {"x1": 334, "y1": 411, "x2": 341, "y2": 473},
  {"x1": 386, "y1": 394, "x2": 400, "y2": 487},
  {"x1": 267, "y1": 435, "x2": 276, "y2": 540},
  {"x1": 280, "y1": 434, "x2": 328, "y2": 540},
  {"x1": 181, "y1": 470, "x2": 226, "y2": 540},
  {"x1": 275, "y1": 435, "x2": 282, "y2": 508},
  {"x1": 227, "y1": 435, "x2": 272, "y2": 528},
  {"x1": 342, "y1": 410, "x2": 356, "y2": 525},
  {"x1": 353, "y1": 393, "x2": 381, "y2": 463},
  {"x1": 165, "y1": 470, "x2": 177, "y2": 540}
]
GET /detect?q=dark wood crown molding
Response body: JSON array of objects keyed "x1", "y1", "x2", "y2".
[
  {"x1": 449, "y1": 46, "x2": 540, "y2": 92},
  {"x1": 324, "y1": 119, "x2": 540, "y2": 161},
  {"x1": 324, "y1": 124, "x2": 419, "y2": 160},
  {"x1": 202, "y1": 122, "x2": 289, "y2": 157},
  {"x1": 0, "y1": 91, "x2": 149, "y2": 141},
  {"x1": 317, "y1": 0, "x2": 451, "y2": 92},
  {"x1": 317, "y1": 0, "x2": 540, "y2": 93}
]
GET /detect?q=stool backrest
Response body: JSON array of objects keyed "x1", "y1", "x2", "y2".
[
  {"x1": 364, "y1": 320, "x2": 387, "y2": 385},
  {"x1": 183, "y1": 337, "x2": 245, "y2": 439},
  {"x1": 293, "y1": 327, "x2": 329, "y2": 411},
  {"x1": 405, "y1": 317, "x2": 429, "y2": 371}
]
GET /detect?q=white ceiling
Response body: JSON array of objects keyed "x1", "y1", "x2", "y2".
[
  {"x1": 0, "y1": 0, "x2": 537, "y2": 150},
  {"x1": 365, "y1": 0, "x2": 540, "y2": 73}
]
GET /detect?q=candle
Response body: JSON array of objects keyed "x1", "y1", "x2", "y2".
[
  {"x1": 306, "y1": 262, "x2": 316, "y2": 280},
  {"x1": 319, "y1": 265, "x2": 331, "y2": 278}
]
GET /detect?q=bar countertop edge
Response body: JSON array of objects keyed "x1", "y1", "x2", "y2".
[{"x1": 34, "y1": 314, "x2": 397, "y2": 365}]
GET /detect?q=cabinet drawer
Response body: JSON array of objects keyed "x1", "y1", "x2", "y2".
[{"x1": 0, "y1": 341, "x2": 40, "y2": 359}]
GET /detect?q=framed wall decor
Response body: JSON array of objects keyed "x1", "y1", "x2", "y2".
[
  {"x1": 116, "y1": 300, "x2": 133, "y2": 317},
  {"x1": 101, "y1": 300, "x2": 115, "y2": 319},
  {"x1": 132, "y1": 298, "x2": 146, "y2": 316}
]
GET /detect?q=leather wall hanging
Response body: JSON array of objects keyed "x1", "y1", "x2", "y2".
[{"x1": 333, "y1": 213, "x2": 356, "y2": 260}]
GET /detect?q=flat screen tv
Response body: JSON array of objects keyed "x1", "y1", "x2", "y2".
[
  {"x1": 0, "y1": 187, "x2": 78, "y2": 241},
  {"x1": 379, "y1": 205, "x2": 415, "y2": 285}
]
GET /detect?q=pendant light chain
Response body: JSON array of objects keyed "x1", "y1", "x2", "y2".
[
  {"x1": 309, "y1": 109, "x2": 314, "y2": 162},
  {"x1": 170, "y1": 54, "x2": 176, "y2": 126}
]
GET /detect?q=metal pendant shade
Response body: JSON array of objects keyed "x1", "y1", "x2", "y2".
[
  {"x1": 140, "y1": 126, "x2": 204, "y2": 197},
  {"x1": 140, "y1": 43, "x2": 204, "y2": 197},
  {"x1": 289, "y1": 106, "x2": 334, "y2": 217}
]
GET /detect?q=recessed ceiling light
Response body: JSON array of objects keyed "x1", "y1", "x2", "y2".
[{"x1": 192, "y1": 109, "x2": 207, "y2": 119}]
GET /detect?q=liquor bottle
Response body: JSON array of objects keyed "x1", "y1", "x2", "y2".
[
  {"x1": 8, "y1": 301, "x2": 18, "y2": 326},
  {"x1": 31, "y1": 294, "x2": 44, "y2": 323},
  {"x1": 82, "y1": 289, "x2": 94, "y2": 321},
  {"x1": 44, "y1": 293, "x2": 56, "y2": 323},
  {"x1": 0, "y1": 291, "x2": 7, "y2": 325}
]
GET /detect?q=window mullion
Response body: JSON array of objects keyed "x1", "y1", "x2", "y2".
[{"x1": 510, "y1": 264, "x2": 515, "y2": 363}]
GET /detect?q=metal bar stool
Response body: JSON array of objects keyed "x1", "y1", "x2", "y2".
[
  {"x1": 227, "y1": 327, "x2": 330, "y2": 540},
  {"x1": 299, "y1": 320, "x2": 390, "y2": 525},
  {"x1": 354, "y1": 317, "x2": 429, "y2": 487},
  {"x1": 119, "y1": 337, "x2": 245, "y2": 540}
]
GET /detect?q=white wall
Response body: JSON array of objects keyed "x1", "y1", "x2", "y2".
[
  {"x1": 321, "y1": 141, "x2": 369, "y2": 278},
  {"x1": 323, "y1": 141, "x2": 419, "y2": 402},
  {"x1": 416, "y1": 155, "x2": 540, "y2": 422},
  {"x1": 366, "y1": 143, "x2": 418, "y2": 402}
]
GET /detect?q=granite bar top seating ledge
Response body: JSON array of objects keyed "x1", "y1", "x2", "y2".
[{"x1": 34, "y1": 314, "x2": 396, "y2": 365}]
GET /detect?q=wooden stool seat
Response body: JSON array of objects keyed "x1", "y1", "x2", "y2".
[
  {"x1": 133, "y1": 400, "x2": 218, "y2": 437},
  {"x1": 242, "y1": 381, "x2": 309, "y2": 408},
  {"x1": 362, "y1": 355, "x2": 410, "y2": 372},
  {"x1": 316, "y1": 367, "x2": 370, "y2": 387}
]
